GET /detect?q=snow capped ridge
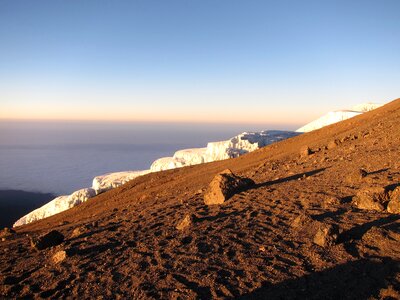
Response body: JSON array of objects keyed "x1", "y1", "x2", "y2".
[
  {"x1": 296, "y1": 102, "x2": 382, "y2": 133},
  {"x1": 14, "y1": 101, "x2": 381, "y2": 227},
  {"x1": 13, "y1": 130, "x2": 299, "y2": 227},
  {"x1": 150, "y1": 130, "x2": 300, "y2": 172}
]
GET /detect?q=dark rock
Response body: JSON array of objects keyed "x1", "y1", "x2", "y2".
[
  {"x1": 358, "y1": 169, "x2": 368, "y2": 178},
  {"x1": 31, "y1": 230, "x2": 64, "y2": 250},
  {"x1": 300, "y1": 146, "x2": 312, "y2": 157},
  {"x1": 313, "y1": 223, "x2": 339, "y2": 247},
  {"x1": 0, "y1": 228, "x2": 16, "y2": 239},
  {"x1": 351, "y1": 187, "x2": 389, "y2": 212},
  {"x1": 204, "y1": 169, "x2": 254, "y2": 205}
]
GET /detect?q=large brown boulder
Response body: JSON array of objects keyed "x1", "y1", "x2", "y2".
[
  {"x1": 351, "y1": 187, "x2": 389, "y2": 212},
  {"x1": 387, "y1": 187, "x2": 400, "y2": 214},
  {"x1": 204, "y1": 169, "x2": 254, "y2": 205}
]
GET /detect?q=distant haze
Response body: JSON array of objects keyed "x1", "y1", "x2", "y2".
[
  {"x1": 0, "y1": 121, "x2": 296, "y2": 194},
  {"x1": 0, "y1": 1, "x2": 399, "y2": 124}
]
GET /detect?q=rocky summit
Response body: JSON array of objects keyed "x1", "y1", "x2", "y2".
[{"x1": 1, "y1": 99, "x2": 400, "y2": 299}]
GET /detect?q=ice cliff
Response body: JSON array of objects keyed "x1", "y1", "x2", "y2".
[
  {"x1": 13, "y1": 188, "x2": 96, "y2": 227},
  {"x1": 13, "y1": 102, "x2": 381, "y2": 227},
  {"x1": 13, "y1": 130, "x2": 298, "y2": 227}
]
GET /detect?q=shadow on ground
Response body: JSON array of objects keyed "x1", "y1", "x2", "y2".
[{"x1": 239, "y1": 258, "x2": 399, "y2": 300}]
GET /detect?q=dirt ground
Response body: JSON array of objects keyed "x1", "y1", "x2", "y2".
[{"x1": 1, "y1": 99, "x2": 400, "y2": 299}]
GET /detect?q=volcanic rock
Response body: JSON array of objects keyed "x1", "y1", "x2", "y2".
[
  {"x1": 327, "y1": 140, "x2": 338, "y2": 149},
  {"x1": 176, "y1": 214, "x2": 194, "y2": 230},
  {"x1": 52, "y1": 250, "x2": 67, "y2": 264},
  {"x1": 291, "y1": 212, "x2": 313, "y2": 228},
  {"x1": 300, "y1": 146, "x2": 312, "y2": 157},
  {"x1": 387, "y1": 187, "x2": 400, "y2": 214},
  {"x1": 204, "y1": 169, "x2": 254, "y2": 205},
  {"x1": 0, "y1": 228, "x2": 15, "y2": 240},
  {"x1": 31, "y1": 230, "x2": 64, "y2": 251},
  {"x1": 351, "y1": 187, "x2": 389, "y2": 211},
  {"x1": 313, "y1": 223, "x2": 339, "y2": 247},
  {"x1": 71, "y1": 225, "x2": 89, "y2": 238}
]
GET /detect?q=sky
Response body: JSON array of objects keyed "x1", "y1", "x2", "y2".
[{"x1": 0, "y1": 0, "x2": 399, "y2": 126}]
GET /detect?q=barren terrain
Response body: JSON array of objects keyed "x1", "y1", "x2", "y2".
[{"x1": 1, "y1": 99, "x2": 400, "y2": 299}]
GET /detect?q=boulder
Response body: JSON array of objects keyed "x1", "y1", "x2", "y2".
[
  {"x1": 204, "y1": 169, "x2": 254, "y2": 205},
  {"x1": 387, "y1": 187, "x2": 400, "y2": 214},
  {"x1": 31, "y1": 230, "x2": 64, "y2": 251},
  {"x1": 351, "y1": 187, "x2": 389, "y2": 212}
]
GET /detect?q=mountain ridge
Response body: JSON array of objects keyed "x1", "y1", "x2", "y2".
[{"x1": 1, "y1": 98, "x2": 399, "y2": 299}]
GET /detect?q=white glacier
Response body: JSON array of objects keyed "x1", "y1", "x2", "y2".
[
  {"x1": 150, "y1": 131, "x2": 300, "y2": 172},
  {"x1": 14, "y1": 130, "x2": 299, "y2": 227},
  {"x1": 92, "y1": 170, "x2": 151, "y2": 194},
  {"x1": 13, "y1": 187, "x2": 96, "y2": 227},
  {"x1": 296, "y1": 103, "x2": 382, "y2": 133}
]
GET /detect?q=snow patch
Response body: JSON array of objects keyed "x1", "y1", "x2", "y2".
[{"x1": 296, "y1": 102, "x2": 382, "y2": 133}]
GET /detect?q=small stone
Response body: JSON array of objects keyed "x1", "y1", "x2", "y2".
[
  {"x1": 31, "y1": 230, "x2": 64, "y2": 251},
  {"x1": 291, "y1": 213, "x2": 313, "y2": 228},
  {"x1": 322, "y1": 196, "x2": 341, "y2": 209},
  {"x1": 358, "y1": 169, "x2": 368, "y2": 178},
  {"x1": 300, "y1": 146, "x2": 312, "y2": 157},
  {"x1": 0, "y1": 228, "x2": 16, "y2": 239},
  {"x1": 176, "y1": 214, "x2": 194, "y2": 231},
  {"x1": 313, "y1": 224, "x2": 339, "y2": 247},
  {"x1": 327, "y1": 140, "x2": 338, "y2": 149},
  {"x1": 71, "y1": 226, "x2": 87, "y2": 238},
  {"x1": 52, "y1": 250, "x2": 67, "y2": 264}
]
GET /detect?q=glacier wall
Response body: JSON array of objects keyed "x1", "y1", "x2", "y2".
[
  {"x1": 296, "y1": 103, "x2": 382, "y2": 133},
  {"x1": 13, "y1": 130, "x2": 298, "y2": 227},
  {"x1": 13, "y1": 102, "x2": 382, "y2": 227}
]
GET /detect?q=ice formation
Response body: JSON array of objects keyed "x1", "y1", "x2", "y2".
[
  {"x1": 13, "y1": 188, "x2": 96, "y2": 227},
  {"x1": 296, "y1": 103, "x2": 382, "y2": 133},
  {"x1": 151, "y1": 131, "x2": 300, "y2": 172},
  {"x1": 92, "y1": 170, "x2": 151, "y2": 194},
  {"x1": 13, "y1": 130, "x2": 301, "y2": 227}
]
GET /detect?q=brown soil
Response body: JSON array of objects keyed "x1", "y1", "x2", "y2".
[{"x1": 1, "y1": 99, "x2": 400, "y2": 299}]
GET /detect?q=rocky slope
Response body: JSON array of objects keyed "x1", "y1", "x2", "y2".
[
  {"x1": 1, "y1": 98, "x2": 399, "y2": 299},
  {"x1": 14, "y1": 130, "x2": 299, "y2": 227}
]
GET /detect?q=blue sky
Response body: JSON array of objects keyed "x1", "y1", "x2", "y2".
[{"x1": 0, "y1": 0, "x2": 399, "y2": 125}]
